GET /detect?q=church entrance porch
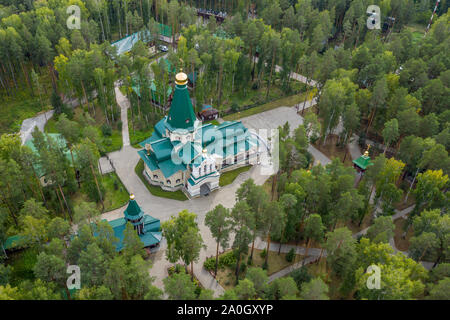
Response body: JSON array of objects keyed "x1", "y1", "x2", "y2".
[{"x1": 200, "y1": 182, "x2": 211, "y2": 197}]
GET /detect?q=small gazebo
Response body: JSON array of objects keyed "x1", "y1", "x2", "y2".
[
  {"x1": 353, "y1": 145, "x2": 374, "y2": 173},
  {"x1": 103, "y1": 194, "x2": 162, "y2": 251}
]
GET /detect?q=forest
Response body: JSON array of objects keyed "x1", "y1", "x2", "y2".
[{"x1": 0, "y1": 0, "x2": 448, "y2": 300}]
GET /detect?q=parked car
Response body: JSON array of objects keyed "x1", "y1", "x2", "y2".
[
  {"x1": 198, "y1": 105, "x2": 219, "y2": 121},
  {"x1": 158, "y1": 45, "x2": 168, "y2": 52}
]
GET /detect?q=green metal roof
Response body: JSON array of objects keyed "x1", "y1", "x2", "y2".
[
  {"x1": 352, "y1": 154, "x2": 373, "y2": 170},
  {"x1": 24, "y1": 133, "x2": 73, "y2": 177},
  {"x1": 158, "y1": 23, "x2": 172, "y2": 38},
  {"x1": 3, "y1": 234, "x2": 25, "y2": 250},
  {"x1": 138, "y1": 149, "x2": 187, "y2": 178},
  {"x1": 111, "y1": 24, "x2": 171, "y2": 56},
  {"x1": 167, "y1": 83, "x2": 197, "y2": 130},
  {"x1": 111, "y1": 29, "x2": 152, "y2": 55},
  {"x1": 151, "y1": 138, "x2": 173, "y2": 162},
  {"x1": 103, "y1": 216, "x2": 161, "y2": 252},
  {"x1": 124, "y1": 198, "x2": 144, "y2": 218},
  {"x1": 157, "y1": 159, "x2": 186, "y2": 178}
]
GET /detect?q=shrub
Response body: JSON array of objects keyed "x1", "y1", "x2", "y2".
[
  {"x1": 219, "y1": 251, "x2": 236, "y2": 268},
  {"x1": 103, "y1": 137, "x2": 112, "y2": 146},
  {"x1": 231, "y1": 102, "x2": 240, "y2": 113},
  {"x1": 240, "y1": 261, "x2": 247, "y2": 274},
  {"x1": 262, "y1": 261, "x2": 268, "y2": 270},
  {"x1": 168, "y1": 263, "x2": 184, "y2": 276},
  {"x1": 286, "y1": 248, "x2": 295, "y2": 263},
  {"x1": 61, "y1": 104, "x2": 73, "y2": 119},
  {"x1": 117, "y1": 121, "x2": 122, "y2": 131},
  {"x1": 203, "y1": 257, "x2": 216, "y2": 271},
  {"x1": 291, "y1": 266, "x2": 312, "y2": 290},
  {"x1": 101, "y1": 124, "x2": 112, "y2": 137},
  {"x1": 260, "y1": 248, "x2": 267, "y2": 259},
  {"x1": 194, "y1": 285, "x2": 202, "y2": 297}
]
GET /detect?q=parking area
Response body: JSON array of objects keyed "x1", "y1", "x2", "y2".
[{"x1": 240, "y1": 106, "x2": 331, "y2": 165}]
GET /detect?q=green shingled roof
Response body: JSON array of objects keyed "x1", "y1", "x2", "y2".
[
  {"x1": 353, "y1": 154, "x2": 373, "y2": 170},
  {"x1": 167, "y1": 83, "x2": 197, "y2": 130},
  {"x1": 124, "y1": 198, "x2": 144, "y2": 218},
  {"x1": 102, "y1": 217, "x2": 162, "y2": 251}
]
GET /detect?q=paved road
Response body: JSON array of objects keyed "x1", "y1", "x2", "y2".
[
  {"x1": 348, "y1": 134, "x2": 362, "y2": 160},
  {"x1": 20, "y1": 110, "x2": 54, "y2": 144},
  {"x1": 115, "y1": 87, "x2": 130, "y2": 146}
]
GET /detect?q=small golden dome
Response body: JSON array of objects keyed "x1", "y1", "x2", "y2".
[
  {"x1": 130, "y1": 193, "x2": 135, "y2": 200},
  {"x1": 364, "y1": 144, "x2": 371, "y2": 157},
  {"x1": 175, "y1": 69, "x2": 188, "y2": 85}
]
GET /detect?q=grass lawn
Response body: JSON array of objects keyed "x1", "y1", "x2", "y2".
[
  {"x1": 203, "y1": 119, "x2": 221, "y2": 126},
  {"x1": 313, "y1": 134, "x2": 354, "y2": 167},
  {"x1": 101, "y1": 172, "x2": 130, "y2": 211},
  {"x1": 222, "y1": 90, "x2": 314, "y2": 121},
  {"x1": 219, "y1": 165, "x2": 252, "y2": 187},
  {"x1": 71, "y1": 172, "x2": 129, "y2": 212},
  {"x1": 135, "y1": 159, "x2": 188, "y2": 201},
  {"x1": 105, "y1": 129, "x2": 123, "y2": 153},
  {"x1": 405, "y1": 23, "x2": 426, "y2": 44},
  {"x1": 215, "y1": 248, "x2": 303, "y2": 291},
  {"x1": 393, "y1": 217, "x2": 414, "y2": 252}
]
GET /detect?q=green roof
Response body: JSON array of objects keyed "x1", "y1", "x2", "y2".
[
  {"x1": 138, "y1": 149, "x2": 187, "y2": 178},
  {"x1": 353, "y1": 154, "x2": 373, "y2": 170},
  {"x1": 101, "y1": 216, "x2": 161, "y2": 252},
  {"x1": 158, "y1": 23, "x2": 172, "y2": 38},
  {"x1": 24, "y1": 133, "x2": 73, "y2": 177},
  {"x1": 111, "y1": 29, "x2": 152, "y2": 55},
  {"x1": 110, "y1": 24, "x2": 171, "y2": 55},
  {"x1": 3, "y1": 234, "x2": 25, "y2": 250},
  {"x1": 167, "y1": 83, "x2": 197, "y2": 130},
  {"x1": 124, "y1": 199, "x2": 144, "y2": 218}
]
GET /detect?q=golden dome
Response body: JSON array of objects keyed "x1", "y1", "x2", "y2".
[
  {"x1": 175, "y1": 69, "x2": 188, "y2": 85},
  {"x1": 130, "y1": 193, "x2": 135, "y2": 200},
  {"x1": 364, "y1": 144, "x2": 371, "y2": 157}
]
